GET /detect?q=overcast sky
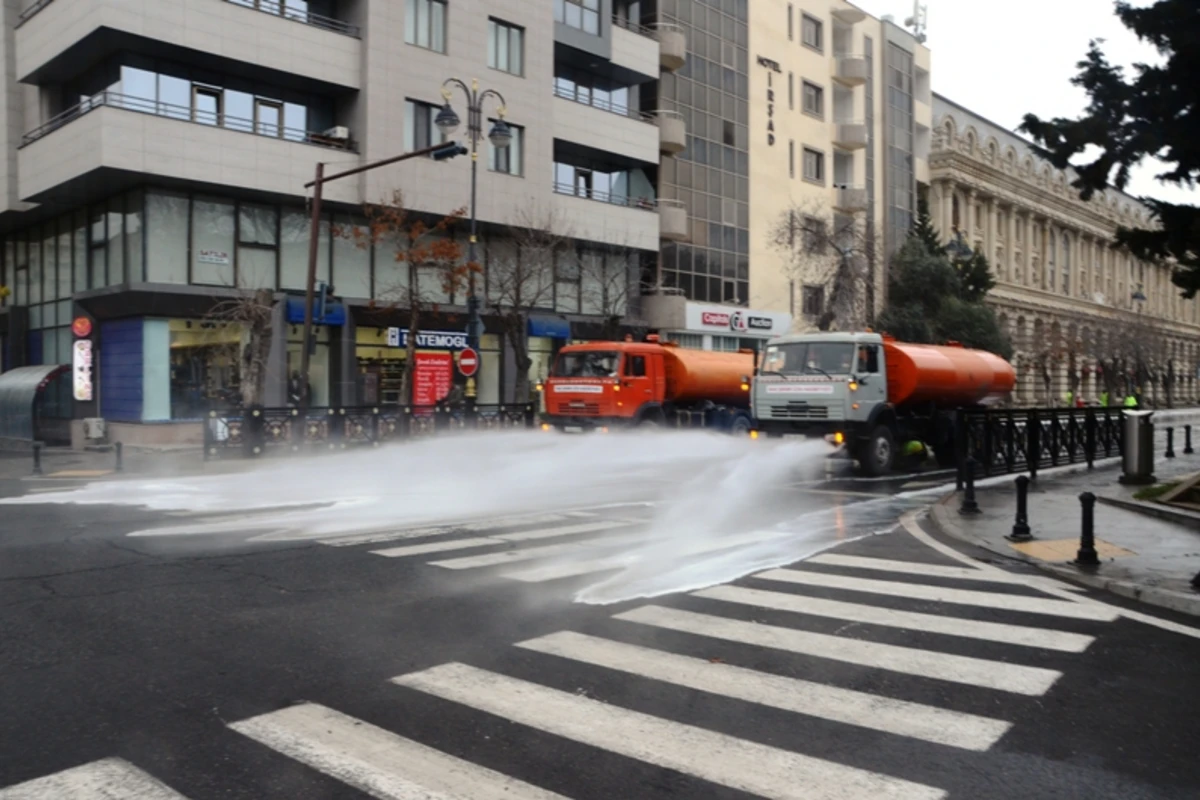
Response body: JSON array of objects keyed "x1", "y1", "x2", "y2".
[{"x1": 851, "y1": 0, "x2": 1191, "y2": 206}]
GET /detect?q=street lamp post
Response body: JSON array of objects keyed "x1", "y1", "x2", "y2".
[{"x1": 435, "y1": 78, "x2": 511, "y2": 406}]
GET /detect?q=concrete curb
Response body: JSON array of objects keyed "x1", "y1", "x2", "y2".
[
  {"x1": 1096, "y1": 494, "x2": 1200, "y2": 527},
  {"x1": 929, "y1": 494, "x2": 1200, "y2": 618}
]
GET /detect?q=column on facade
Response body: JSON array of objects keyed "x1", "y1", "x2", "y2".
[
  {"x1": 965, "y1": 189, "x2": 977, "y2": 246},
  {"x1": 986, "y1": 197, "x2": 997, "y2": 274},
  {"x1": 940, "y1": 179, "x2": 955, "y2": 239},
  {"x1": 1006, "y1": 205, "x2": 1018, "y2": 285}
]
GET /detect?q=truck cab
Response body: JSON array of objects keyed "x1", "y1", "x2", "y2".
[
  {"x1": 751, "y1": 331, "x2": 892, "y2": 471},
  {"x1": 542, "y1": 341, "x2": 664, "y2": 431}
]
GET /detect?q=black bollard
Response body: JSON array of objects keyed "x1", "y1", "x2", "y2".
[
  {"x1": 1074, "y1": 492, "x2": 1100, "y2": 567},
  {"x1": 1166, "y1": 426, "x2": 1176, "y2": 459},
  {"x1": 1007, "y1": 475, "x2": 1033, "y2": 541},
  {"x1": 1185, "y1": 424, "x2": 1194, "y2": 456},
  {"x1": 959, "y1": 457, "x2": 981, "y2": 515},
  {"x1": 1192, "y1": 570, "x2": 1200, "y2": 590},
  {"x1": 31, "y1": 441, "x2": 43, "y2": 476},
  {"x1": 114, "y1": 441, "x2": 124, "y2": 473}
]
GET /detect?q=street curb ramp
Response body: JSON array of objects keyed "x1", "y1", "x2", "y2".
[{"x1": 928, "y1": 493, "x2": 1200, "y2": 619}]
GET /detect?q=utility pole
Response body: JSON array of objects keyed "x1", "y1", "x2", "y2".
[{"x1": 297, "y1": 141, "x2": 466, "y2": 411}]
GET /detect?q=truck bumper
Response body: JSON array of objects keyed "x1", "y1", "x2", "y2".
[
  {"x1": 754, "y1": 420, "x2": 849, "y2": 438},
  {"x1": 539, "y1": 415, "x2": 626, "y2": 433}
]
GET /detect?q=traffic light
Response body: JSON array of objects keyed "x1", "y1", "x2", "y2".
[{"x1": 433, "y1": 142, "x2": 469, "y2": 161}]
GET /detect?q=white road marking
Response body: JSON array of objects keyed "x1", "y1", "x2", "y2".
[
  {"x1": 371, "y1": 520, "x2": 642, "y2": 560},
  {"x1": 424, "y1": 532, "x2": 648, "y2": 570},
  {"x1": 516, "y1": 630, "x2": 1012, "y2": 751},
  {"x1": 615, "y1": 605, "x2": 1062, "y2": 696},
  {"x1": 693, "y1": 584, "x2": 1095, "y2": 652},
  {"x1": 392, "y1": 662, "x2": 946, "y2": 800},
  {"x1": 755, "y1": 568, "x2": 1119, "y2": 621},
  {"x1": 231, "y1": 702, "x2": 566, "y2": 800},
  {"x1": 321, "y1": 512, "x2": 580, "y2": 547},
  {"x1": 0, "y1": 758, "x2": 189, "y2": 799},
  {"x1": 499, "y1": 528, "x2": 799, "y2": 583},
  {"x1": 806, "y1": 553, "x2": 1031, "y2": 583}
]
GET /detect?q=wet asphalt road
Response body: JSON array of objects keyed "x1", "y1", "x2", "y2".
[{"x1": 1, "y1": 458, "x2": 1199, "y2": 800}]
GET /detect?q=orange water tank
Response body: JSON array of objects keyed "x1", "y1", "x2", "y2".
[
  {"x1": 660, "y1": 345, "x2": 754, "y2": 407},
  {"x1": 883, "y1": 340, "x2": 1015, "y2": 407}
]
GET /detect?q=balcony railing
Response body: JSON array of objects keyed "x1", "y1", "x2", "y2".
[
  {"x1": 612, "y1": 14, "x2": 658, "y2": 39},
  {"x1": 226, "y1": 0, "x2": 360, "y2": 37},
  {"x1": 16, "y1": 0, "x2": 54, "y2": 27},
  {"x1": 552, "y1": 83, "x2": 655, "y2": 123},
  {"x1": 553, "y1": 181, "x2": 657, "y2": 211},
  {"x1": 20, "y1": 91, "x2": 357, "y2": 151}
]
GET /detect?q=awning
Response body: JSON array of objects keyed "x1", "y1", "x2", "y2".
[
  {"x1": 0, "y1": 364, "x2": 69, "y2": 442},
  {"x1": 528, "y1": 314, "x2": 571, "y2": 339}
]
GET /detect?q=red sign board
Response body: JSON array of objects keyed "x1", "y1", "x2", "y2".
[
  {"x1": 700, "y1": 311, "x2": 731, "y2": 327},
  {"x1": 458, "y1": 347, "x2": 479, "y2": 377},
  {"x1": 72, "y1": 316, "x2": 93, "y2": 338},
  {"x1": 413, "y1": 352, "x2": 453, "y2": 406}
]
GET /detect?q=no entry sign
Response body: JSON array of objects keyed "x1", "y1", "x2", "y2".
[{"x1": 458, "y1": 347, "x2": 479, "y2": 377}]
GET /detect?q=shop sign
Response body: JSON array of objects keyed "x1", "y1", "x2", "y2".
[
  {"x1": 757, "y1": 56, "x2": 781, "y2": 146},
  {"x1": 72, "y1": 340, "x2": 94, "y2": 401},
  {"x1": 71, "y1": 316, "x2": 93, "y2": 338},
  {"x1": 197, "y1": 249, "x2": 230, "y2": 265},
  {"x1": 386, "y1": 328, "x2": 469, "y2": 350},
  {"x1": 687, "y1": 303, "x2": 791, "y2": 337},
  {"x1": 413, "y1": 352, "x2": 453, "y2": 406}
]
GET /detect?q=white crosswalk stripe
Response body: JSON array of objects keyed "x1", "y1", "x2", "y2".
[
  {"x1": 693, "y1": 584, "x2": 1096, "y2": 652},
  {"x1": 231, "y1": 702, "x2": 568, "y2": 800},
  {"x1": 0, "y1": 758, "x2": 190, "y2": 800},
  {"x1": 755, "y1": 567, "x2": 1120, "y2": 621},
  {"x1": 392, "y1": 662, "x2": 947, "y2": 800},
  {"x1": 319, "y1": 512, "x2": 589, "y2": 547},
  {"x1": 516, "y1": 630, "x2": 1012, "y2": 751},
  {"x1": 370, "y1": 519, "x2": 641, "y2": 560},
  {"x1": 805, "y1": 553, "x2": 1034, "y2": 583},
  {"x1": 615, "y1": 604, "x2": 1063, "y2": 695}
]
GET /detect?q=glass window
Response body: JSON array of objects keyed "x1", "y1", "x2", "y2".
[
  {"x1": 239, "y1": 204, "x2": 278, "y2": 246},
  {"x1": 801, "y1": 13, "x2": 822, "y2": 51},
  {"x1": 802, "y1": 81, "x2": 823, "y2": 117},
  {"x1": 158, "y1": 74, "x2": 191, "y2": 120},
  {"x1": 224, "y1": 90, "x2": 254, "y2": 132},
  {"x1": 193, "y1": 86, "x2": 221, "y2": 126},
  {"x1": 192, "y1": 197, "x2": 235, "y2": 286},
  {"x1": 803, "y1": 147, "x2": 825, "y2": 183},
  {"x1": 255, "y1": 99, "x2": 283, "y2": 137},
  {"x1": 72, "y1": 212, "x2": 87, "y2": 293},
  {"x1": 280, "y1": 208, "x2": 330, "y2": 291},
  {"x1": 283, "y1": 102, "x2": 308, "y2": 141},
  {"x1": 106, "y1": 196, "x2": 124, "y2": 285},
  {"x1": 169, "y1": 319, "x2": 245, "y2": 418},
  {"x1": 120, "y1": 66, "x2": 156, "y2": 103},
  {"x1": 146, "y1": 190, "x2": 189, "y2": 284},
  {"x1": 488, "y1": 19, "x2": 524, "y2": 76},
  {"x1": 237, "y1": 247, "x2": 276, "y2": 290},
  {"x1": 57, "y1": 223, "x2": 72, "y2": 300},
  {"x1": 561, "y1": 0, "x2": 600, "y2": 34},
  {"x1": 125, "y1": 189, "x2": 143, "y2": 282},
  {"x1": 405, "y1": 0, "x2": 447, "y2": 53},
  {"x1": 405, "y1": 99, "x2": 444, "y2": 152},
  {"x1": 489, "y1": 122, "x2": 523, "y2": 176},
  {"x1": 333, "y1": 213, "x2": 371, "y2": 299}
]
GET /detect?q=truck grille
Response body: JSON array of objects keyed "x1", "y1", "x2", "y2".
[
  {"x1": 558, "y1": 402, "x2": 601, "y2": 417},
  {"x1": 769, "y1": 402, "x2": 830, "y2": 420}
]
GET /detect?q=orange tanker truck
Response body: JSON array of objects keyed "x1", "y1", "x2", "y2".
[
  {"x1": 751, "y1": 330, "x2": 1015, "y2": 475},
  {"x1": 541, "y1": 336, "x2": 757, "y2": 433}
]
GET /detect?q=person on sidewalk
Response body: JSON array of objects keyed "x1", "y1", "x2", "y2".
[
  {"x1": 1124, "y1": 391, "x2": 1139, "y2": 409},
  {"x1": 1099, "y1": 390, "x2": 1110, "y2": 408}
]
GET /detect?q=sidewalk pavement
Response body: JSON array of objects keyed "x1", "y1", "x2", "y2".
[
  {"x1": 930, "y1": 451, "x2": 1200, "y2": 617},
  {"x1": 0, "y1": 444, "x2": 255, "y2": 484}
]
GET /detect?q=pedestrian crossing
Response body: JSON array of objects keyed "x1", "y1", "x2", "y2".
[{"x1": 1, "y1": 514, "x2": 1136, "y2": 800}]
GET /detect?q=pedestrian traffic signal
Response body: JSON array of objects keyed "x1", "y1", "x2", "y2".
[{"x1": 433, "y1": 142, "x2": 469, "y2": 161}]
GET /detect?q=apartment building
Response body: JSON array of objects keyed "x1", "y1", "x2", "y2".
[
  {"x1": 0, "y1": 0, "x2": 678, "y2": 444},
  {"x1": 930, "y1": 94, "x2": 1200, "y2": 405},
  {"x1": 744, "y1": 0, "x2": 932, "y2": 328}
]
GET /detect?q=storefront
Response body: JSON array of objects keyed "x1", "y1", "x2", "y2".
[
  {"x1": 642, "y1": 296, "x2": 793, "y2": 351},
  {"x1": 354, "y1": 326, "x2": 503, "y2": 407}
]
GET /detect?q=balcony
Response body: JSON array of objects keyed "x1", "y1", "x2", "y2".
[
  {"x1": 610, "y1": 15, "x2": 659, "y2": 83},
  {"x1": 656, "y1": 110, "x2": 687, "y2": 155},
  {"x1": 832, "y1": 120, "x2": 868, "y2": 150},
  {"x1": 831, "y1": 6, "x2": 868, "y2": 24},
  {"x1": 833, "y1": 185, "x2": 868, "y2": 214},
  {"x1": 658, "y1": 23, "x2": 687, "y2": 72},
  {"x1": 832, "y1": 55, "x2": 868, "y2": 87},
  {"x1": 659, "y1": 199, "x2": 689, "y2": 241},
  {"x1": 16, "y1": 0, "x2": 361, "y2": 90},
  {"x1": 18, "y1": 92, "x2": 358, "y2": 205},
  {"x1": 551, "y1": 182, "x2": 659, "y2": 251},
  {"x1": 552, "y1": 90, "x2": 659, "y2": 166}
]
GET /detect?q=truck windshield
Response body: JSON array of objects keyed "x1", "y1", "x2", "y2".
[
  {"x1": 551, "y1": 351, "x2": 620, "y2": 378},
  {"x1": 761, "y1": 343, "x2": 856, "y2": 376}
]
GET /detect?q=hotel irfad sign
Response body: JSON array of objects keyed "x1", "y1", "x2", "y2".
[{"x1": 757, "y1": 56, "x2": 782, "y2": 146}]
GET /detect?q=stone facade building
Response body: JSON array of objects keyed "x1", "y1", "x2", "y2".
[{"x1": 929, "y1": 94, "x2": 1200, "y2": 407}]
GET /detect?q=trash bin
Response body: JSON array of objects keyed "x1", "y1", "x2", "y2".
[{"x1": 1119, "y1": 409, "x2": 1156, "y2": 485}]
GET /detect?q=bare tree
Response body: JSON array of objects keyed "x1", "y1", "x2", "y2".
[
  {"x1": 206, "y1": 287, "x2": 275, "y2": 408},
  {"x1": 339, "y1": 191, "x2": 469, "y2": 405},
  {"x1": 485, "y1": 208, "x2": 563, "y2": 403},
  {"x1": 1084, "y1": 312, "x2": 1168, "y2": 405},
  {"x1": 579, "y1": 240, "x2": 647, "y2": 341},
  {"x1": 769, "y1": 200, "x2": 880, "y2": 331}
]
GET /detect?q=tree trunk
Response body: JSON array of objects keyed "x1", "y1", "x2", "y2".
[
  {"x1": 240, "y1": 290, "x2": 274, "y2": 408},
  {"x1": 506, "y1": 313, "x2": 533, "y2": 404},
  {"x1": 403, "y1": 304, "x2": 420, "y2": 406}
]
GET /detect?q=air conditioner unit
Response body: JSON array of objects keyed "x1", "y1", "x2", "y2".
[
  {"x1": 323, "y1": 126, "x2": 350, "y2": 140},
  {"x1": 82, "y1": 417, "x2": 106, "y2": 440}
]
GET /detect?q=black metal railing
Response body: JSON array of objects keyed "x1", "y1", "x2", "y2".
[
  {"x1": 611, "y1": 14, "x2": 658, "y2": 39},
  {"x1": 956, "y1": 407, "x2": 1124, "y2": 483},
  {"x1": 21, "y1": 91, "x2": 357, "y2": 150},
  {"x1": 203, "y1": 403, "x2": 537, "y2": 459},
  {"x1": 552, "y1": 83, "x2": 655, "y2": 123},
  {"x1": 226, "y1": 0, "x2": 360, "y2": 36},
  {"x1": 553, "y1": 182, "x2": 658, "y2": 211}
]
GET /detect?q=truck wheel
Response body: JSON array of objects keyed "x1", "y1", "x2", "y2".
[
  {"x1": 729, "y1": 414, "x2": 753, "y2": 435},
  {"x1": 860, "y1": 426, "x2": 895, "y2": 476}
]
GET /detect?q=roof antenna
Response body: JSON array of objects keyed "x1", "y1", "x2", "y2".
[{"x1": 905, "y1": 0, "x2": 928, "y2": 43}]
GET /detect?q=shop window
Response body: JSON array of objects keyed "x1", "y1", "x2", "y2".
[
  {"x1": 192, "y1": 197, "x2": 235, "y2": 286},
  {"x1": 169, "y1": 319, "x2": 245, "y2": 418},
  {"x1": 286, "y1": 325, "x2": 331, "y2": 407},
  {"x1": 146, "y1": 190, "x2": 189, "y2": 284}
]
